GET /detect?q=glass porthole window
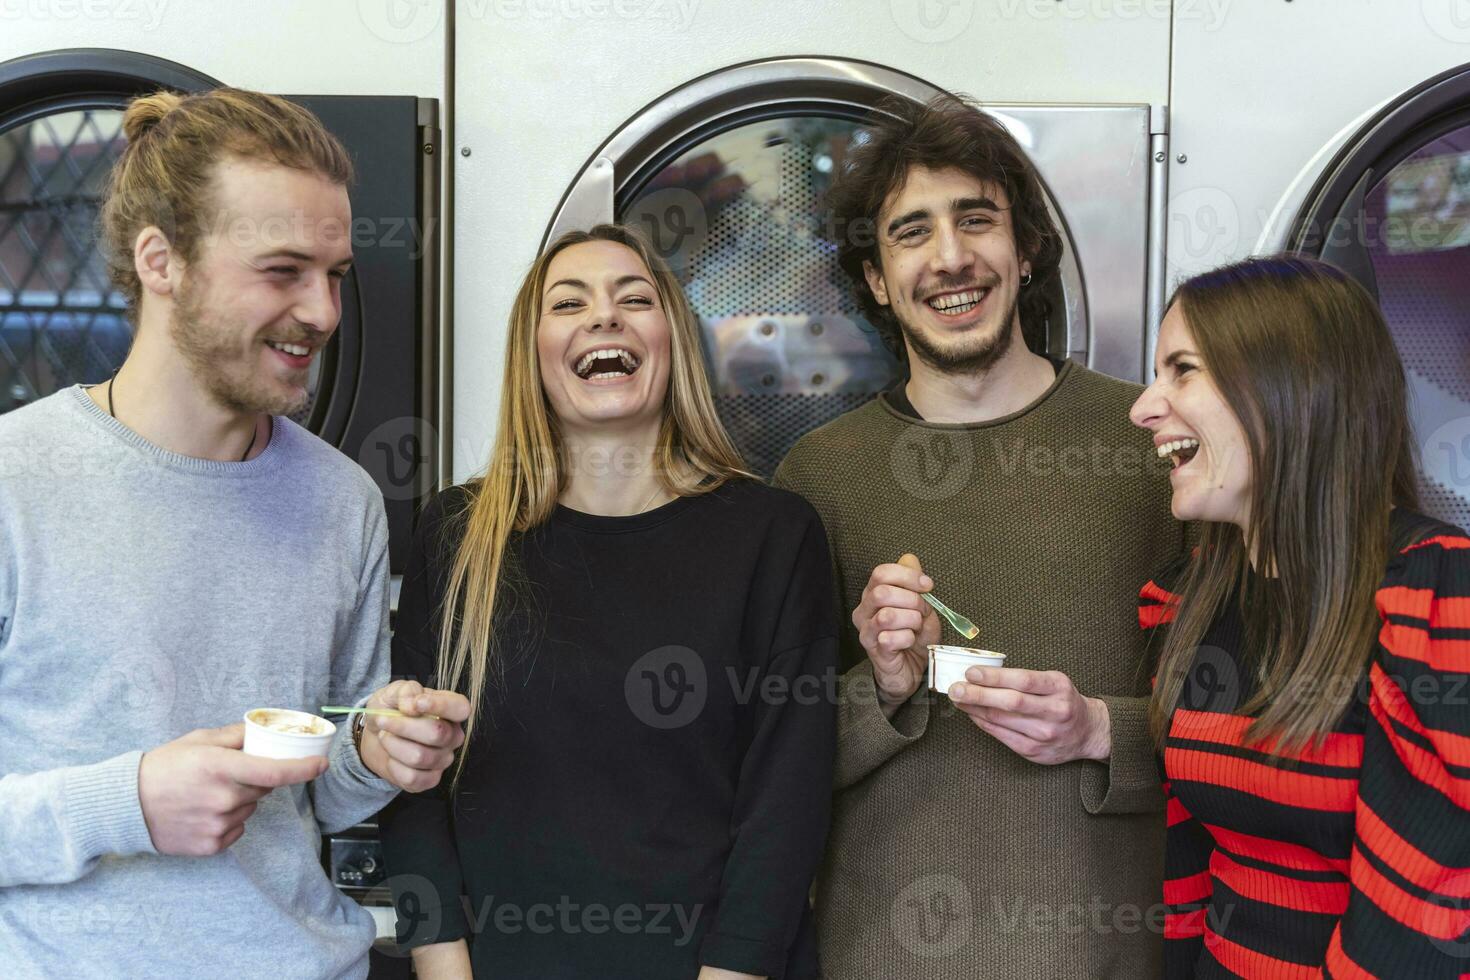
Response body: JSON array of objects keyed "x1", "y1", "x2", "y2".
[
  {"x1": 620, "y1": 115, "x2": 900, "y2": 477},
  {"x1": 0, "y1": 52, "x2": 330, "y2": 425},
  {"x1": 1292, "y1": 64, "x2": 1470, "y2": 529},
  {"x1": 1359, "y1": 124, "x2": 1470, "y2": 528},
  {"x1": 548, "y1": 61, "x2": 1119, "y2": 478},
  {"x1": 0, "y1": 107, "x2": 129, "y2": 413}
]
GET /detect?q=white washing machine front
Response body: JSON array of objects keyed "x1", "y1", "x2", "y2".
[
  {"x1": 452, "y1": 2, "x2": 1173, "y2": 480},
  {"x1": 540, "y1": 58, "x2": 1156, "y2": 475},
  {"x1": 1168, "y1": 2, "x2": 1470, "y2": 528},
  {"x1": 1283, "y1": 63, "x2": 1470, "y2": 531}
]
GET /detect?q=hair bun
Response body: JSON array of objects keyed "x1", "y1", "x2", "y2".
[{"x1": 122, "y1": 91, "x2": 185, "y2": 143}]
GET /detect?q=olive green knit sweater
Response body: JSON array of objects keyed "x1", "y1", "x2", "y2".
[{"x1": 774, "y1": 361, "x2": 1186, "y2": 980}]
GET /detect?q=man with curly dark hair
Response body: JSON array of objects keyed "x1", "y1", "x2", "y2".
[{"x1": 775, "y1": 94, "x2": 1186, "y2": 979}]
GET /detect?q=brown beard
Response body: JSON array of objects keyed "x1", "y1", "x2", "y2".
[
  {"x1": 899, "y1": 287, "x2": 1021, "y2": 376},
  {"x1": 169, "y1": 272, "x2": 310, "y2": 417}
]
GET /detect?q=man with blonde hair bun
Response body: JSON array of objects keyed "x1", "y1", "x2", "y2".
[{"x1": 0, "y1": 87, "x2": 468, "y2": 978}]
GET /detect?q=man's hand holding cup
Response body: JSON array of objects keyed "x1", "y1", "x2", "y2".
[
  {"x1": 948, "y1": 666, "x2": 1111, "y2": 765},
  {"x1": 138, "y1": 723, "x2": 329, "y2": 857}
]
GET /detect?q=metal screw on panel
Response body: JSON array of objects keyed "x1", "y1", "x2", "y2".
[
  {"x1": 811, "y1": 373, "x2": 825, "y2": 386},
  {"x1": 423, "y1": 143, "x2": 434, "y2": 155},
  {"x1": 761, "y1": 374, "x2": 776, "y2": 387},
  {"x1": 809, "y1": 321, "x2": 824, "y2": 335},
  {"x1": 461, "y1": 147, "x2": 472, "y2": 157},
  {"x1": 1176, "y1": 153, "x2": 1188, "y2": 164},
  {"x1": 1153, "y1": 151, "x2": 1165, "y2": 163},
  {"x1": 759, "y1": 321, "x2": 775, "y2": 336}
]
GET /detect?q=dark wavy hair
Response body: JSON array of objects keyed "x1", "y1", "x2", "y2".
[{"x1": 826, "y1": 93, "x2": 1063, "y2": 359}]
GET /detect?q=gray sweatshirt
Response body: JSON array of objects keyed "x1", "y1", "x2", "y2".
[{"x1": 0, "y1": 386, "x2": 399, "y2": 979}]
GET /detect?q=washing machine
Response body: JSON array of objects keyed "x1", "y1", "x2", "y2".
[
  {"x1": 453, "y1": 2, "x2": 1176, "y2": 479},
  {"x1": 0, "y1": 39, "x2": 444, "y2": 573},
  {"x1": 1166, "y1": 1, "x2": 1470, "y2": 527},
  {"x1": 1287, "y1": 63, "x2": 1470, "y2": 530},
  {"x1": 541, "y1": 57, "x2": 1167, "y2": 475}
]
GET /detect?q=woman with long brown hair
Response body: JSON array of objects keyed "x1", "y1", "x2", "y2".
[
  {"x1": 1130, "y1": 255, "x2": 1470, "y2": 978},
  {"x1": 377, "y1": 224, "x2": 837, "y2": 979}
]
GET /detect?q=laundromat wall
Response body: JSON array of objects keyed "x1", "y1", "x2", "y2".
[
  {"x1": 1169, "y1": 1, "x2": 1470, "y2": 278},
  {"x1": 453, "y1": 1, "x2": 1171, "y2": 482},
  {"x1": 0, "y1": 6, "x2": 444, "y2": 100},
  {"x1": 5, "y1": 0, "x2": 1466, "y2": 488},
  {"x1": 453, "y1": 0, "x2": 1469, "y2": 486}
]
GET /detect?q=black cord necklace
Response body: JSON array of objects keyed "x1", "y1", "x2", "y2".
[{"x1": 106, "y1": 368, "x2": 257, "y2": 462}]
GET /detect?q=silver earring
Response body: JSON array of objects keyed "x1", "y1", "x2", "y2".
[{"x1": 1020, "y1": 272, "x2": 1032, "y2": 287}]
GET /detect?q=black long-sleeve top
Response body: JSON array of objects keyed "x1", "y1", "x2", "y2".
[{"x1": 378, "y1": 478, "x2": 838, "y2": 979}]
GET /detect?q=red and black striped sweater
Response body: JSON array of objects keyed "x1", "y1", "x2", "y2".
[{"x1": 1139, "y1": 510, "x2": 1470, "y2": 978}]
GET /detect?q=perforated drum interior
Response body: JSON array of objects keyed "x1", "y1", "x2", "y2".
[
  {"x1": 1359, "y1": 124, "x2": 1470, "y2": 529},
  {"x1": 620, "y1": 115, "x2": 898, "y2": 477}
]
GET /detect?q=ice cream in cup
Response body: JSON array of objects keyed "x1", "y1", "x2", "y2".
[
  {"x1": 928, "y1": 645, "x2": 1006, "y2": 695},
  {"x1": 243, "y1": 708, "x2": 335, "y2": 760}
]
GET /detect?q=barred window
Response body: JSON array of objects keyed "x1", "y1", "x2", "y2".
[{"x1": 0, "y1": 107, "x2": 130, "y2": 415}]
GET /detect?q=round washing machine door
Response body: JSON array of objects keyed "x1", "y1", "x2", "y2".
[
  {"x1": 544, "y1": 58, "x2": 1127, "y2": 478},
  {"x1": 1290, "y1": 63, "x2": 1470, "y2": 528}
]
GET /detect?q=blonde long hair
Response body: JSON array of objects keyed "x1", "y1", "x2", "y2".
[{"x1": 436, "y1": 225, "x2": 750, "y2": 778}]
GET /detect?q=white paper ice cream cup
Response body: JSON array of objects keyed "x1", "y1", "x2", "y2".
[
  {"x1": 928, "y1": 645, "x2": 1006, "y2": 694},
  {"x1": 242, "y1": 708, "x2": 335, "y2": 760}
]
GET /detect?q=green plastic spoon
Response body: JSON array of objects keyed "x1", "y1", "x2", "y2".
[
  {"x1": 920, "y1": 591, "x2": 980, "y2": 640},
  {"x1": 320, "y1": 706, "x2": 441, "y2": 720}
]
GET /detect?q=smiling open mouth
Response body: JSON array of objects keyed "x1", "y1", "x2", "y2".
[
  {"x1": 266, "y1": 340, "x2": 314, "y2": 369},
  {"x1": 1157, "y1": 438, "x2": 1201, "y2": 470},
  {"x1": 926, "y1": 288, "x2": 990, "y2": 317},
  {"x1": 574, "y1": 348, "x2": 641, "y2": 381}
]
